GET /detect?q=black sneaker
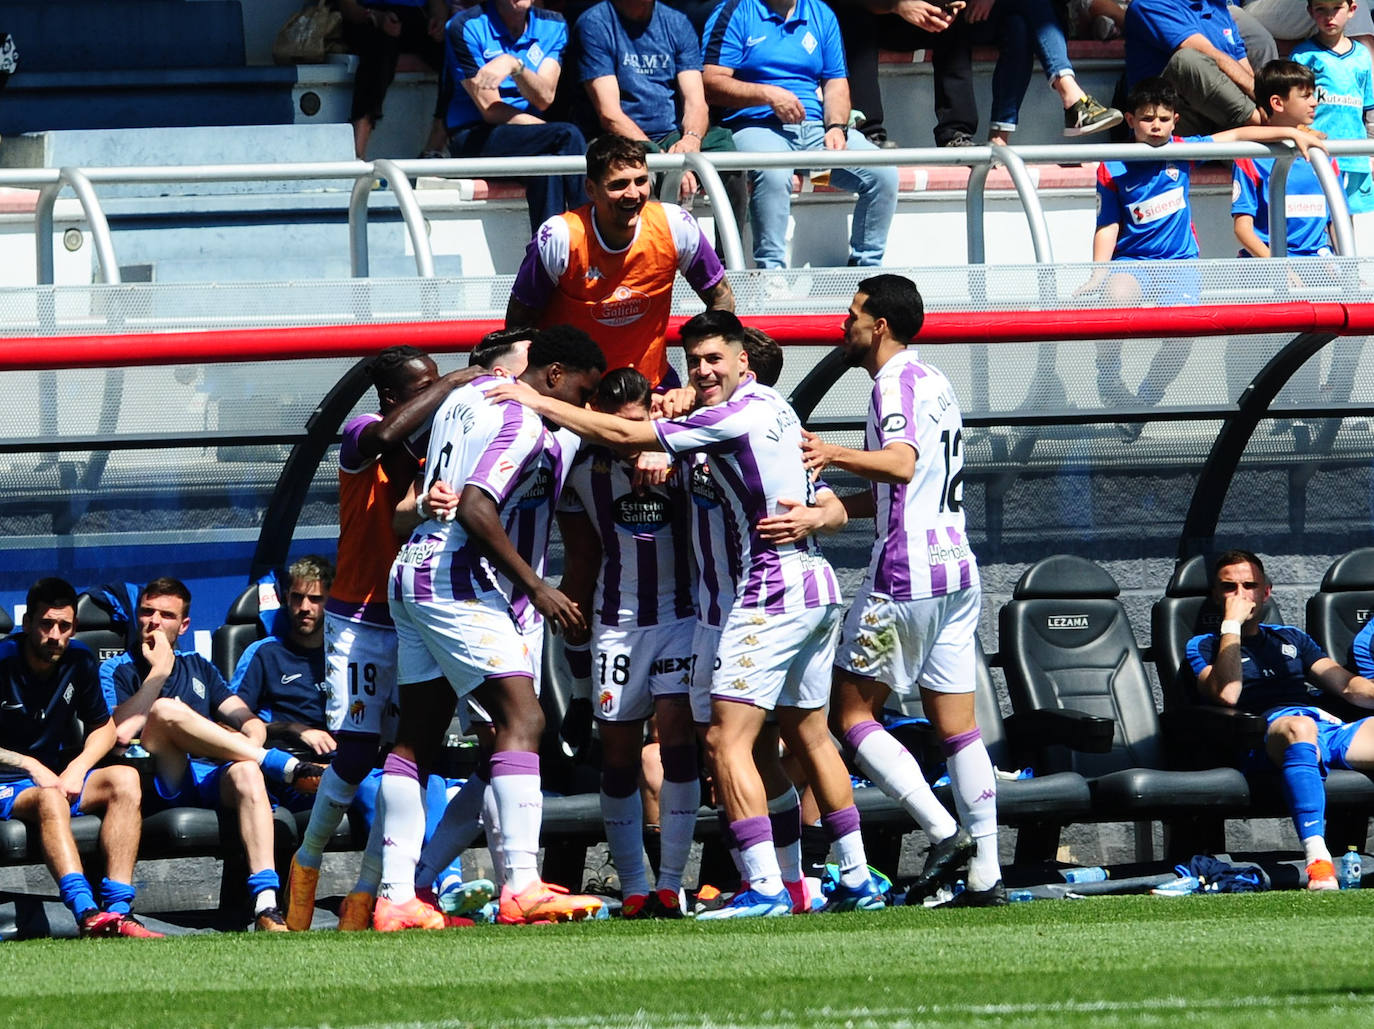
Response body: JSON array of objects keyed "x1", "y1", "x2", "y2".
[
  {"x1": 934, "y1": 881, "x2": 1008, "y2": 908},
  {"x1": 1064, "y1": 96, "x2": 1123, "y2": 137},
  {"x1": 904, "y1": 828, "x2": 976, "y2": 903},
  {"x1": 939, "y1": 132, "x2": 978, "y2": 148}
]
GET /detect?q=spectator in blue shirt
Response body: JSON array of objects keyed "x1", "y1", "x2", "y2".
[
  {"x1": 444, "y1": 0, "x2": 587, "y2": 231},
  {"x1": 1125, "y1": 0, "x2": 1277, "y2": 133},
  {"x1": 703, "y1": 0, "x2": 898, "y2": 268},
  {"x1": 575, "y1": 0, "x2": 747, "y2": 215}
]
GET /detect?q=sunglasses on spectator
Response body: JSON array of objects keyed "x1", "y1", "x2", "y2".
[{"x1": 1219, "y1": 581, "x2": 1261, "y2": 592}]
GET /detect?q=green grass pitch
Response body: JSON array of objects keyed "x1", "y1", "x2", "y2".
[{"x1": 5, "y1": 892, "x2": 1374, "y2": 1028}]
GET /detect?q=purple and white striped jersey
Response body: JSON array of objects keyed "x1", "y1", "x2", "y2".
[
  {"x1": 865, "y1": 349, "x2": 978, "y2": 600},
  {"x1": 559, "y1": 445, "x2": 695, "y2": 629},
  {"x1": 655, "y1": 378, "x2": 841, "y2": 617},
  {"x1": 391, "y1": 376, "x2": 579, "y2": 630}
]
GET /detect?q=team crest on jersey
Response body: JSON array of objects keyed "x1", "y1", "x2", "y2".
[
  {"x1": 801, "y1": 31, "x2": 817, "y2": 53},
  {"x1": 528, "y1": 43, "x2": 544, "y2": 66},
  {"x1": 349, "y1": 700, "x2": 366, "y2": 722},
  {"x1": 599, "y1": 690, "x2": 614, "y2": 713},
  {"x1": 1282, "y1": 643, "x2": 1298, "y2": 658},
  {"x1": 516, "y1": 466, "x2": 553, "y2": 510},
  {"x1": 192, "y1": 677, "x2": 206, "y2": 699},
  {"x1": 1165, "y1": 165, "x2": 1179, "y2": 181},
  {"x1": 63, "y1": 684, "x2": 74, "y2": 704},
  {"x1": 592, "y1": 285, "x2": 651, "y2": 327},
  {"x1": 613, "y1": 491, "x2": 671, "y2": 534},
  {"x1": 690, "y1": 461, "x2": 721, "y2": 508}
]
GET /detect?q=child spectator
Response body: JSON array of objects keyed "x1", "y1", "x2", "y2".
[
  {"x1": 1081, "y1": 77, "x2": 1321, "y2": 411},
  {"x1": 1291, "y1": 1, "x2": 1374, "y2": 248},
  {"x1": 1233, "y1": 60, "x2": 1338, "y2": 258}
]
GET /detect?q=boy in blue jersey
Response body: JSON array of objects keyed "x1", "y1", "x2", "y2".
[
  {"x1": 0, "y1": 578, "x2": 161, "y2": 938},
  {"x1": 105, "y1": 578, "x2": 325, "y2": 931},
  {"x1": 1083, "y1": 77, "x2": 1321, "y2": 410},
  {"x1": 1233, "y1": 61, "x2": 1340, "y2": 260},
  {"x1": 1188, "y1": 550, "x2": 1374, "y2": 891},
  {"x1": 231, "y1": 557, "x2": 335, "y2": 811},
  {"x1": 1293, "y1": 1, "x2": 1374, "y2": 227}
]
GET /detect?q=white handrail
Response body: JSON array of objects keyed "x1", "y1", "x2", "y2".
[{"x1": 8, "y1": 139, "x2": 1369, "y2": 282}]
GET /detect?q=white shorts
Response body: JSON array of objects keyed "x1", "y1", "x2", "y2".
[
  {"x1": 324, "y1": 613, "x2": 400, "y2": 739},
  {"x1": 592, "y1": 617, "x2": 694, "y2": 723},
  {"x1": 834, "y1": 585, "x2": 980, "y2": 697},
  {"x1": 690, "y1": 622, "x2": 722, "y2": 724},
  {"x1": 391, "y1": 591, "x2": 536, "y2": 699},
  {"x1": 713, "y1": 604, "x2": 842, "y2": 712},
  {"x1": 457, "y1": 620, "x2": 545, "y2": 732}
]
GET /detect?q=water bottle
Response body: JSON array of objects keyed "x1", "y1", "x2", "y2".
[
  {"x1": 1007, "y1": 889, "x2": 1036, "y2": 903},
  {"x1": 1062, "y1": 866, "x2": 1109, "y2": 884},
  {"x1": 1338, "y1": 847, "x2": 1362, "y2": 889}
]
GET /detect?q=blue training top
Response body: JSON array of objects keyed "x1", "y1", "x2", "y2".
[
  {"x1": 103, "y1": 650, "x2": 235, "y2": 723},
  {"x1": 444, "y1": 1, "x2": 568, "y2": 131},
  {"x1": 0, "y1": 636, "x2": 109, "y2": 784},
  {"x1": 230, "y1": 636, "x2": 327, "y2": 731},
  {"x1": 1125, "y1": 0, "x2": 1247, "y2": 87},
  {"x1": 1186, "y1": 623, "x2": 1328, "y2": 715}
]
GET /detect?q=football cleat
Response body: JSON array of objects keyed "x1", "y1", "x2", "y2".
[
  {"x1": 784, "y1": 879, "x2": 811, "y2": 915},
  {"x1": 905, "y1": 828, "x2": 975, "y2": 903},
  {"x1": 285, "y1": 856, "x2": 319, "y2": 931},
  {"x1": 373, "y1": 895, "x2": 447, "y2": 931},
  {"x1": 821, "y1": 875, "x2": 888, "y2": 913},
  {"x1": 336, "y1": 890, "x2": 375, "y2": 931},
  {"x1": 287, "y1": 762, "x2": 326, "y2": 794},
  {"x1": 436, "y1": 874, "x2": 496, "y2": 918},
  {"x1": 254, "y1": 906, "x2": 290, "y2": 932},
  {"x1": 79, "y1": 910, "x2": 165, "y2": 938},
  {"x1": 620, "y1": 893, "x2": 651, "y2": 919},
  {"x1": 1307, "y1": 859, "x2": 1339, "y2": 891},
  {"x1": 933, "y1": 881, "x2": 1009, "y2": 908},
  {"x1": 496, "y1": 880, "x2": 604, "y2": 925},
  {"x1": 694, "y1": 887, "x2": 791, "y2": 920}
]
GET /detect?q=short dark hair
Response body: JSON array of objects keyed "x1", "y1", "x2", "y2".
[
  {"x1": 473, "y1": 328, "x2": 536, "y2": 371},
  {"x1": 679, "y1": 309, "x2": 746, "y2": 351},
  {"x1": 857, "y1": 274, "x2": 925, "y2": 342},
  {"x1": 741, "y1": 327, "x2": 783, "y2": 387},
  {"x1": 595, "y1": 367, "x2": 652, "y2": 412},
  {"x1": 526, "y1": 324, "x2": 606, "y2": 375},
  {"x1": 1212, "y1": 549, "x2": 1267, "y2": 586},
  {"x1": 586, "y1": 134, "x2": 649, "y2": 183},
  {"x1": 138, "y1": 577, "x2": 192, "y2": 614},
  {"x1": 26, "y1": 577, "x2": 78, "y2": 619},
  {"x1": 1256, "y1": 59, "x2": 1316, "y2": 116},
  {"x1": 1125, "y1": 77, "x2": 1180, "y2": 117},
  {"x1": 368, "y1": 345, "x2": 429, "y2": 392},
  {"x1": 288, "y1": 555, "x2": 335, "y2": 593}
]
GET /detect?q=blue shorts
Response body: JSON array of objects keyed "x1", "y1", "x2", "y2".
[
  {"x1": 0, "y1": 775, "x2": 87, "y2": 820},
  {"x1": 151, "y1": 758, "x2": 228, "y2": 810},
  {"x1": 1263, "y1": 706, "x2": 1366, "y2": 770},
  {"x1": 1114, "y1": 261, "x2": 1200, "y2": 306}
]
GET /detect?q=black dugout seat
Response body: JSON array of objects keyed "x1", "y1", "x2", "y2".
[
  {"x1": 1000, "y1": 555, "x2": 1251, "y2": 860},
  {"x1": 1306, "y1": 548, "x2": 1374, "y2": 679},
  {"x1": 211, "y1": 583, "x2": 271, "y2": 682}
]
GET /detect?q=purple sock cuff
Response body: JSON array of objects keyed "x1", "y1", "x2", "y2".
[
  {"x1": 940, "y1": 727, "x2": 982, "y2": 757},
  {"x1": 821, "y1": 804, "x2": 862, "y2": 841},
  {"x1": 489, "y1": 750, "x2": 540, "y2": 778},
  {"x1": 730, "y1": 814, "x2": 773, "y2": 852},
  {"x1": 661, "y1": 745, "x2": 697, "y2": 783},
  {"x1": 382, "y1": 753, "x2": 419, "y2": 781},
  {"x1": 769, "y1": 805, "x2": 801, "y2": 848},
  {"x1": 601, "y1": 764, "x2": 639, "y2": 798},
  {"x1": 843, "y1": 719, "x2": 884, "y2": 757}
]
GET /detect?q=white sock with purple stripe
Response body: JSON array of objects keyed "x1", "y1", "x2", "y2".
[
  {"x1": 490, "y1": 751, "x2": 542, "y2": 893},
  {"x1": 732, "y1": 815, "x2": 782, "y2": 896},
  {"x1": 377, "y1": 753, "x2": 424, "y2": 903},
  {"x1": 845, "y1": 720, "x2": 958, "y2": 841},
  {"x1": 600, "y1": 764, "x2": 649, "y2": 898},
  {"x1": 656, "y1": 745, "x2": 700, "y2": 895},
  {"x1": 943, "y1": 728, "x2": 1001, "y2": 890},
  {"x1": 821, "y1": 804, "x2": 870, "y2": 888}
]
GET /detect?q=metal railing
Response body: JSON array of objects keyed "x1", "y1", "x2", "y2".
[{"x1": 5, "y1": 139, "x2": 1369, "y2": 283}]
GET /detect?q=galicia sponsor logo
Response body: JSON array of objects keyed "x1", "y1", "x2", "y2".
[{"x1": 592, "y1": 285, "x2": 650, "y2": 327}]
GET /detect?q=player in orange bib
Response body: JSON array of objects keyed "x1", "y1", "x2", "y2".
[{"x1": 506, "y1": 133, "x2": 735, "y2": 388}]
